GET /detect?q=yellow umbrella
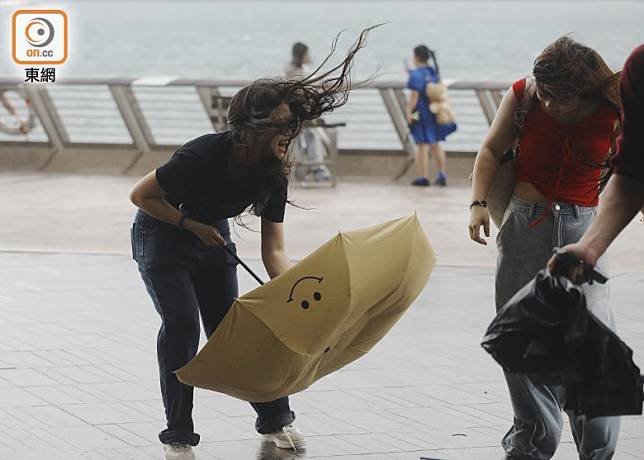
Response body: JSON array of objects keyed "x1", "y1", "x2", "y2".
[{"x1": 176, "y1": 214, "x2": 436, "y2": 402}]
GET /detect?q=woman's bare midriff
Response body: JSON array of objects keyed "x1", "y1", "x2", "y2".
[{"x1": 513, "y1": 181, "x2": 549, "y2": 204}]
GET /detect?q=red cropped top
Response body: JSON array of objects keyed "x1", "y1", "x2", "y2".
[{"x1": 512, "y1": 79, "x2": 619, "y2": 208}]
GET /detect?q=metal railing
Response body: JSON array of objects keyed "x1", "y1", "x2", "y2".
[{"x1": 0, "y1": 76, "x2": 509, "y2": 175}]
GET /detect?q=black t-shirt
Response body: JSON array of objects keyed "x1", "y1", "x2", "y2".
[{"x1": 155, "y1": 132, "x2": 288, "y2": 224}]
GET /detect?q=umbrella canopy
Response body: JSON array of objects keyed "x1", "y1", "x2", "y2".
[{"x1": 176, "y1": 214, "x2": 436, "y2": 402}]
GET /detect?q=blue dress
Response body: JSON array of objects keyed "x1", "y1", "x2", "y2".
[{"x1": 407, "y1": 66, "x2": 456, "y2": 144}]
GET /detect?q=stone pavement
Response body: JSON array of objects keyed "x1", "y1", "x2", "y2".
[{"x1": 1, "y1": 172, "x2": 643, "y2": 460}]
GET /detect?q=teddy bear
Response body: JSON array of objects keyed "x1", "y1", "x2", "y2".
[{"x1": 425, "y1": 82, "x2": 456, "y2": 125}]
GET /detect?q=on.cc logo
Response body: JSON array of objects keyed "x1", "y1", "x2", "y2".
[
  {"x1": 12, "y1": 9, "x2": 68, "y2": 65},
  {"x1": 25, "y1": 17, "x2": 55, "y2": 48}
]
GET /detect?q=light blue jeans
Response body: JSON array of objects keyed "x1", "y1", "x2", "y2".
[{"x1": 495, "y1": 196, "x2": 620, "y2": 460}]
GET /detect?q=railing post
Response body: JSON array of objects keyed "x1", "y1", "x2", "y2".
[
  {"x1": 196, "y1": 85, "x2": 222, "y2": 132},
  {"x1": 379, "y1": 88, "x2": 416, "y2": 180},
  {"x1": 109, "y1": 84, "x2": 153, "y2": 153},
  {"x1": 379, "y1": 88, "x2": 416, "y2": 157},
  {"x1": 475, "y1": 89, "x2": 499, "y2": 126},
  {"x1": 491, "y1": 89, "x2": 504, "y2": 108},
  {"x1": 23, "y1": 84, "x2": 69, "y2": 153}
]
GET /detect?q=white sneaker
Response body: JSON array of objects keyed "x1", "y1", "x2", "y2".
[
  {"x1": 163, "y1": 443, "x2": 196, "y2": 460},
  {"x1": 261, "y1": 424, "x2": 306, "y2": 450}
]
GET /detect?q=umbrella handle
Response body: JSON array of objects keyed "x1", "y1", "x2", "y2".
[
  {"x1": 178, "y1": 203, "x2": 265, "y2": 285},
  {"x1": 223, "y1": 244, "x2": 265, "y2": 285},
  {"x1": 552, "y1": 248, "x2": 608, "y2": 284}
]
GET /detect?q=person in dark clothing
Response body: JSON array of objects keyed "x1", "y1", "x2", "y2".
[{"x1": 129, "y1": 27, "x2": 377, "y2": 460}]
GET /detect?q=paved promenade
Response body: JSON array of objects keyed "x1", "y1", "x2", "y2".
[{"x1": 1, "y1": 172, "x2": 643, "y2": 459}]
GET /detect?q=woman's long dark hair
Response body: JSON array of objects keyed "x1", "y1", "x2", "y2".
[
  {"x1": 532, "y1": 36, "x2": 621, "y2": 193},
  {"x1": 226, "y1": 25, "x2": 380, "y2": 222}
]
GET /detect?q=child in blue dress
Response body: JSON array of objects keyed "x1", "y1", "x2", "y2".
[{"x1": 405, "y1": 45, "x2": 455, "y2": 186}]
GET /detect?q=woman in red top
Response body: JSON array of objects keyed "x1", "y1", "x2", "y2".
[
  {"x1": 468, "y1": 37, "x2": 621, "y2": 460},
  {"x1": 552, "y1": 44, "x2": 644, "y2": 273}
]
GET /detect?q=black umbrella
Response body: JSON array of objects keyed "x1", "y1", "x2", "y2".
[{"x1": 481, "y1": 252, "x2": 643, "y2": 418}]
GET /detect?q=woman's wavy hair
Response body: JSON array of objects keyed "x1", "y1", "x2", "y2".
[
  {"x1": 532, "y1": 36, "x2": 621, "y2": 192},
  {"x1": 226, "y1": 25, "x2": 380, "y2": 222},
  {"x1": 532, "y1": 36, "x2": 621, "y2": 113}
]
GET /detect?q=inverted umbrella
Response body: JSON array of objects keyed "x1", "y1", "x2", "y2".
[{"x1": 176, "y1": 214, "x2": 436, "y2": 402}]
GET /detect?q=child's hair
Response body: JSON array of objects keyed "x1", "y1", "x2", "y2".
[{"x1": 413, "y1": 45, "x2": 430, "y2": 62}]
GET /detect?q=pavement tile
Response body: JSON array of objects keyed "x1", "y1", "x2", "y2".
[
  {"x1": 96, "y1": 424, "x2": 153, "y2": 447},
  {"x1": 6, "y1": 405, "x2": 86, "y2": 428},
  {"x1": 295, "y1": 412, "x2": 367, "y2": 436},
  {"x1": 0, "y1": 351, "x2": 55, "y2": 368},
  {"x1": 0, "y1": 387, "x2": 45, "y2": 407},
  {"x1": 24, "y1": 384, "x2": 105, "y2": 405},
  {"x1": 41, "y1": 425, "x2": 129, "y2": 449},
  {"x1": 0, "y1": 368, "x2": 60, "y2": 387},
  {"x1": 63, "y1": 402, "x2": 150, "y2": 425}
]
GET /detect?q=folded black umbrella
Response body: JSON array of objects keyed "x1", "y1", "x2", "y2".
[{"x1": 482, "y1": 265, "x2": 643, "y2": 418}]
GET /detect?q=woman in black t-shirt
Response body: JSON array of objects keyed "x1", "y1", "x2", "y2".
[{"x1": 129, "y1": 27, "x2": 376, "y2": 460}]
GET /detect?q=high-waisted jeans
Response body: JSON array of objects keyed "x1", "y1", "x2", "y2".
[
  {"x1": 131, "y1": 211, "x2": 295, "y2": 446},
  {"x1": 495, "y1": 196, "x2": 620, "y2": 460}
]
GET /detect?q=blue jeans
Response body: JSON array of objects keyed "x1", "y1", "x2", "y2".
[
  {"x1": 495, "y1": 196, "x2": 620, "y2": 460},
  {"x1": 131, "y1": 211, "x2": 295, "y2": 446}
]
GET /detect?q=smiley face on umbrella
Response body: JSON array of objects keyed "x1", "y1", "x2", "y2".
[{"x1": 287, "y1": 276, "x2": 324, "y2": 310}]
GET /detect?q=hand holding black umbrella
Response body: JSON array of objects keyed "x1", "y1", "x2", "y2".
[
  {"x1": 482, "y1": 249, "x2": 643, "y2": 418},
  {"x1": 549, "y1": 248, "x2": 607, "y2": 285}
]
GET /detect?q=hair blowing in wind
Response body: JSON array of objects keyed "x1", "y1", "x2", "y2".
[{"x1": 225, "y1": 25, "x2": 382, "y2": 222}]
